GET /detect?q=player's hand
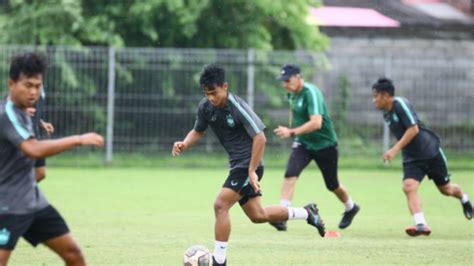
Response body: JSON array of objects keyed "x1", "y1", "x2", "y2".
[
  {"x1": 26, "y1": 107, "x2": 36, "y2": 116},
  {"x1": 172, "y1": 141, "x2": 187, "y2": 156},
  {"x1": 79, "y1": 133, "x2": 104, "y2": 147},
  {"x1": 40, "y1": 121, "x2": 55, "y2": 135},
  {"x1": 383, "y1": 148, "x2": 398, "y2": 163},
  {"x1": 248, "y1": 171, "x2": 261, "y2": 193},
  {"x1": 274, "y1": 126, "x2": 291, "y2": 139}
]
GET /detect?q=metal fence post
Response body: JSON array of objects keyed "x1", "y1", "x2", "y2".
[
  {"x1": 105, "y1": 47, "x2": 116, "y2": 164},
  {"x1": 382, "y1": 53, "x2": 392, "y2": 153},
  {"x1": 247, "y1": 49, "x2": 255, "y2": 109}
]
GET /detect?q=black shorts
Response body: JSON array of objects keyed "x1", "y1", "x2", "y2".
[
  {"x1": 34, "y1": 158, "x2": 46, "y2": 168},
  {"x1": 223, "y1": 167, "x2": 264, "y2": 206},
  {"x1": 0, "y1": 205, "x2": 70, "y2": 250},
  {"x1": 403, "y1": 151, "x2": 450, "y2": 186},
  {"x1": 285, "y1": 142, "x2": 340, "y2": 191}
]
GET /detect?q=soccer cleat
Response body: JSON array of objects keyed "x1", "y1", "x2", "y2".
[
  {"x1": 269, "y1": 221, "x2": 287, "y2": 231},
  {"x1": 212, "y1": 256, "x2": 226, "y2": 266},
  {"x1": 462, "y1": 200, "x2": 472, "y2": 220},
  {"x1": 304, "y1": 203, "x2": 326, "y2": 237},
  {"x1": 405, "y1": 224, "x2": 431, "y2": 237},
  {"x1": 339, "y1": 204, "x2": 360, "y2": 229}
]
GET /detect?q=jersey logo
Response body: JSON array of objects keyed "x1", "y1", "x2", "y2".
[
  {"x1": 210, "y1": 114, "x2": 217, "y2": 122},
  {"x1": 0, "y1": 228, "x2": 11, "y2": 245},
  {"x1": 297, "y1": 98, "x2": 303, "y2": 108},
  {"x1": 226, "y1": 114, "x2": 235, "y2": 127},
  {"x1": 392, "y1": 113, "x2": 399, "y2": 123}
]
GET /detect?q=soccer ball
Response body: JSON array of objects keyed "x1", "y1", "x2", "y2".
[{"x1": 183, "y1": 245, "x2": 211, "y2": 266}]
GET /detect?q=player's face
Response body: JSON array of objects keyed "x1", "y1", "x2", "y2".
[
  {"x1": 203, "y1": 82, "x2": 228, "y2": 108},
  {"x1": 372, "y1": 90, "x2": 389, "y2": 110},
  {"x1": 282, "y1": 75, "x2": 302, "y2": 93},
  {"x1": 9, "y1": 73, "x2": 42, "y2": 109}
]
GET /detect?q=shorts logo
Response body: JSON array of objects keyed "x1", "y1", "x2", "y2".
[
  {"x1": 226, "y1": 114, "x2": 235, "y2": 127},
  {"x1": 0, "y1": 228, "x2": 10, "y2": 245},
  {"x1": 292, "y1": 142, "x2": 301, "y2": 148},
  {"x1": 230, "y1": 180, "x2": 239, "y2": 186}
]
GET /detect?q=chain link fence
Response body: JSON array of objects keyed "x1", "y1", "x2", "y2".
[{"x1": 1, "y1": 43, "x2": 473, "y2": 163}]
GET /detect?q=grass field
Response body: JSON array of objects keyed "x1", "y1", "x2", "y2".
[{"x1": 9, "y1": 167, "x2": 473, "y2": 265}]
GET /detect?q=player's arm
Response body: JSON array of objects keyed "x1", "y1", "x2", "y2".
[
  {"x1": 19, "y1": 133, "x2": 104, "y2": 159},
  {"x1": 172, "y1": 129, "x2": 205, "y2": 156},
  {"x1": 384, "y1": 124, "x2": 419, "y2": 162},
  {"x1": 248, "y1": 132, "x2": 266, "y2": 192},
  {"x1": 274, "y1": 114, "x2": 322, "y2": 139}
]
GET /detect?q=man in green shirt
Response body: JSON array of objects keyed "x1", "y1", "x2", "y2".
[{"x1": 270, "y1": 64, "x2": 360, "y2": 232}]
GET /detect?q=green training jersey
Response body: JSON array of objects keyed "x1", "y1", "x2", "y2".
[{"x1": 288, "y1": 82, "x2": 337, "y2": 151}]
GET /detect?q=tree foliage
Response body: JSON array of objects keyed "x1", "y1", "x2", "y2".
[{"x1": 0, "y1": 0, "x2": 328, "y2": 50}]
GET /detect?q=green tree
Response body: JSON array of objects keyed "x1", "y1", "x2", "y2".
[
  {"x1": 0, "y1": 0, "x2": 121, "y2": 46},
  {"x1": 0, "y1": 0, "x2": 328, "y2": 50}
]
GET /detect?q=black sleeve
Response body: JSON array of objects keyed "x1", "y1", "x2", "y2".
[
  {"x1": 0, "y1": 113, "x2": 33, "y2": 147},
  {"x1": 230, "y1": 95, "x2": 265, "y2": 138},
  {"x1": 394, "y1": 99, "x2": 417, "y2": 129},
  {"x1": 193, "y1": 99, "x2": 208, "y2": 132}
]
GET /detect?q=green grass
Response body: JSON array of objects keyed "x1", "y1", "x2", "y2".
[
  {"x1": 9, "y1": 168, "x2": 474, "y2": 265},
  {"x1": 47, "y1": 150, "x2": 474, "y2": 171}
]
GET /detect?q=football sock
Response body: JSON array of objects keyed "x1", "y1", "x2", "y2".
[
  {"x1": 287, "y1": 207, "x2": 309, "y2": 220},
  {"x1": 280, "y1": 199, "x2": 291, "y2": 207},
  {"x1": 213, "y1": 241, "x2": 228, "y2": 264},
  {"x1": 413, "y1": 212, "x2": 426, "y2": 225},
  {"x1": 461, "y1": 193, "x2": 469, "y2": 204},
  {"x1": 344, "y1": 197, "x2": 355, "y2": 212}
]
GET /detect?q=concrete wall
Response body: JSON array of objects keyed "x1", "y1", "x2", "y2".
[{"x1": 316, "y1": 37, "x2": 474, "y2": 127}]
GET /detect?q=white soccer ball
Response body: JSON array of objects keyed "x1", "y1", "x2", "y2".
[{"x1": 183, "y1": 245, "x2": 211, "y2": 266}]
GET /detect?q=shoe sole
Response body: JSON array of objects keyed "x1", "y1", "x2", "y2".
[{"x1": 405, "y1": 228, "x2": 431, "y2": 237}]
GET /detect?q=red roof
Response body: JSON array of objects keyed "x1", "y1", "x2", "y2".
[{"x1": 308, "y1": 7, "x2": 400, "y2": 27}]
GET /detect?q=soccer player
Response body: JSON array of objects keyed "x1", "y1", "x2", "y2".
[
  {"x1": 0, "y1": 52, "x2": 104, "y2": 265},
  {"x1": 371, "y1": 78, "x2": 472, "y2": 236},
  {"x1": 270, "y1": 64, "x2": 360, "y2": 232},
  {"x1": 172, "y1": 64, "x2": 326, "y2": 266}
]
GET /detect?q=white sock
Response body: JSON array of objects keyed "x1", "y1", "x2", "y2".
[
  {"x1": 413, "y1": 212, "x2": 426, "y2": 225},
  {"x1": 213, "y1": 241, "x2": 228, "y2": 264},
  {"x1": 280, "y1": 199, "x2": 291, "y2": 207},
  {"x1": 287, "y1": 207, "x2": 309, "y2": 220},
  {"x1": 344, "y1": 197, "x2": 354, "y2": 212},
  {"x1": 461, "y1": 193, "x2": 469, "y2": 204}
]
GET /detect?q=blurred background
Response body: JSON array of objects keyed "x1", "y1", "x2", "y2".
[{"x1": 1, "y1": 0, "x2": 473, "y2": 167}]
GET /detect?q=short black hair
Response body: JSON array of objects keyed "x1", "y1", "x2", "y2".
[
  {"x1": 372, "y1": 78, "x2": 395, "y2": 96},
  {"x1": 9, "y1": 52, "x2": 47, "y2": 81},
  {"x1": 199, "y1": 64, "x2": 225, "y2": 91}
]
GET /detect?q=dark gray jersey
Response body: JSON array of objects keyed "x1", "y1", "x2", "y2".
[
  {"x1": 0, "y1": 100, "x2": 49, "y2": 214},
  {"x1": 194, "y1": 93, "x2": 266, "y2": 169},
  {"x1": 383, "y1": 97, "x2": 440, "y2": 162}
]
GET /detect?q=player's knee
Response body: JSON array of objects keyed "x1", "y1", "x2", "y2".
[
  {"x1": 213, "y1": 200, "x2": 229, "y2": 214},
  {"x1": 437, "y1": 185, "x2": 451, "y2": 196},
  {"x1": 402, "y1": 181, "x2": 417, "y2": 194}
]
